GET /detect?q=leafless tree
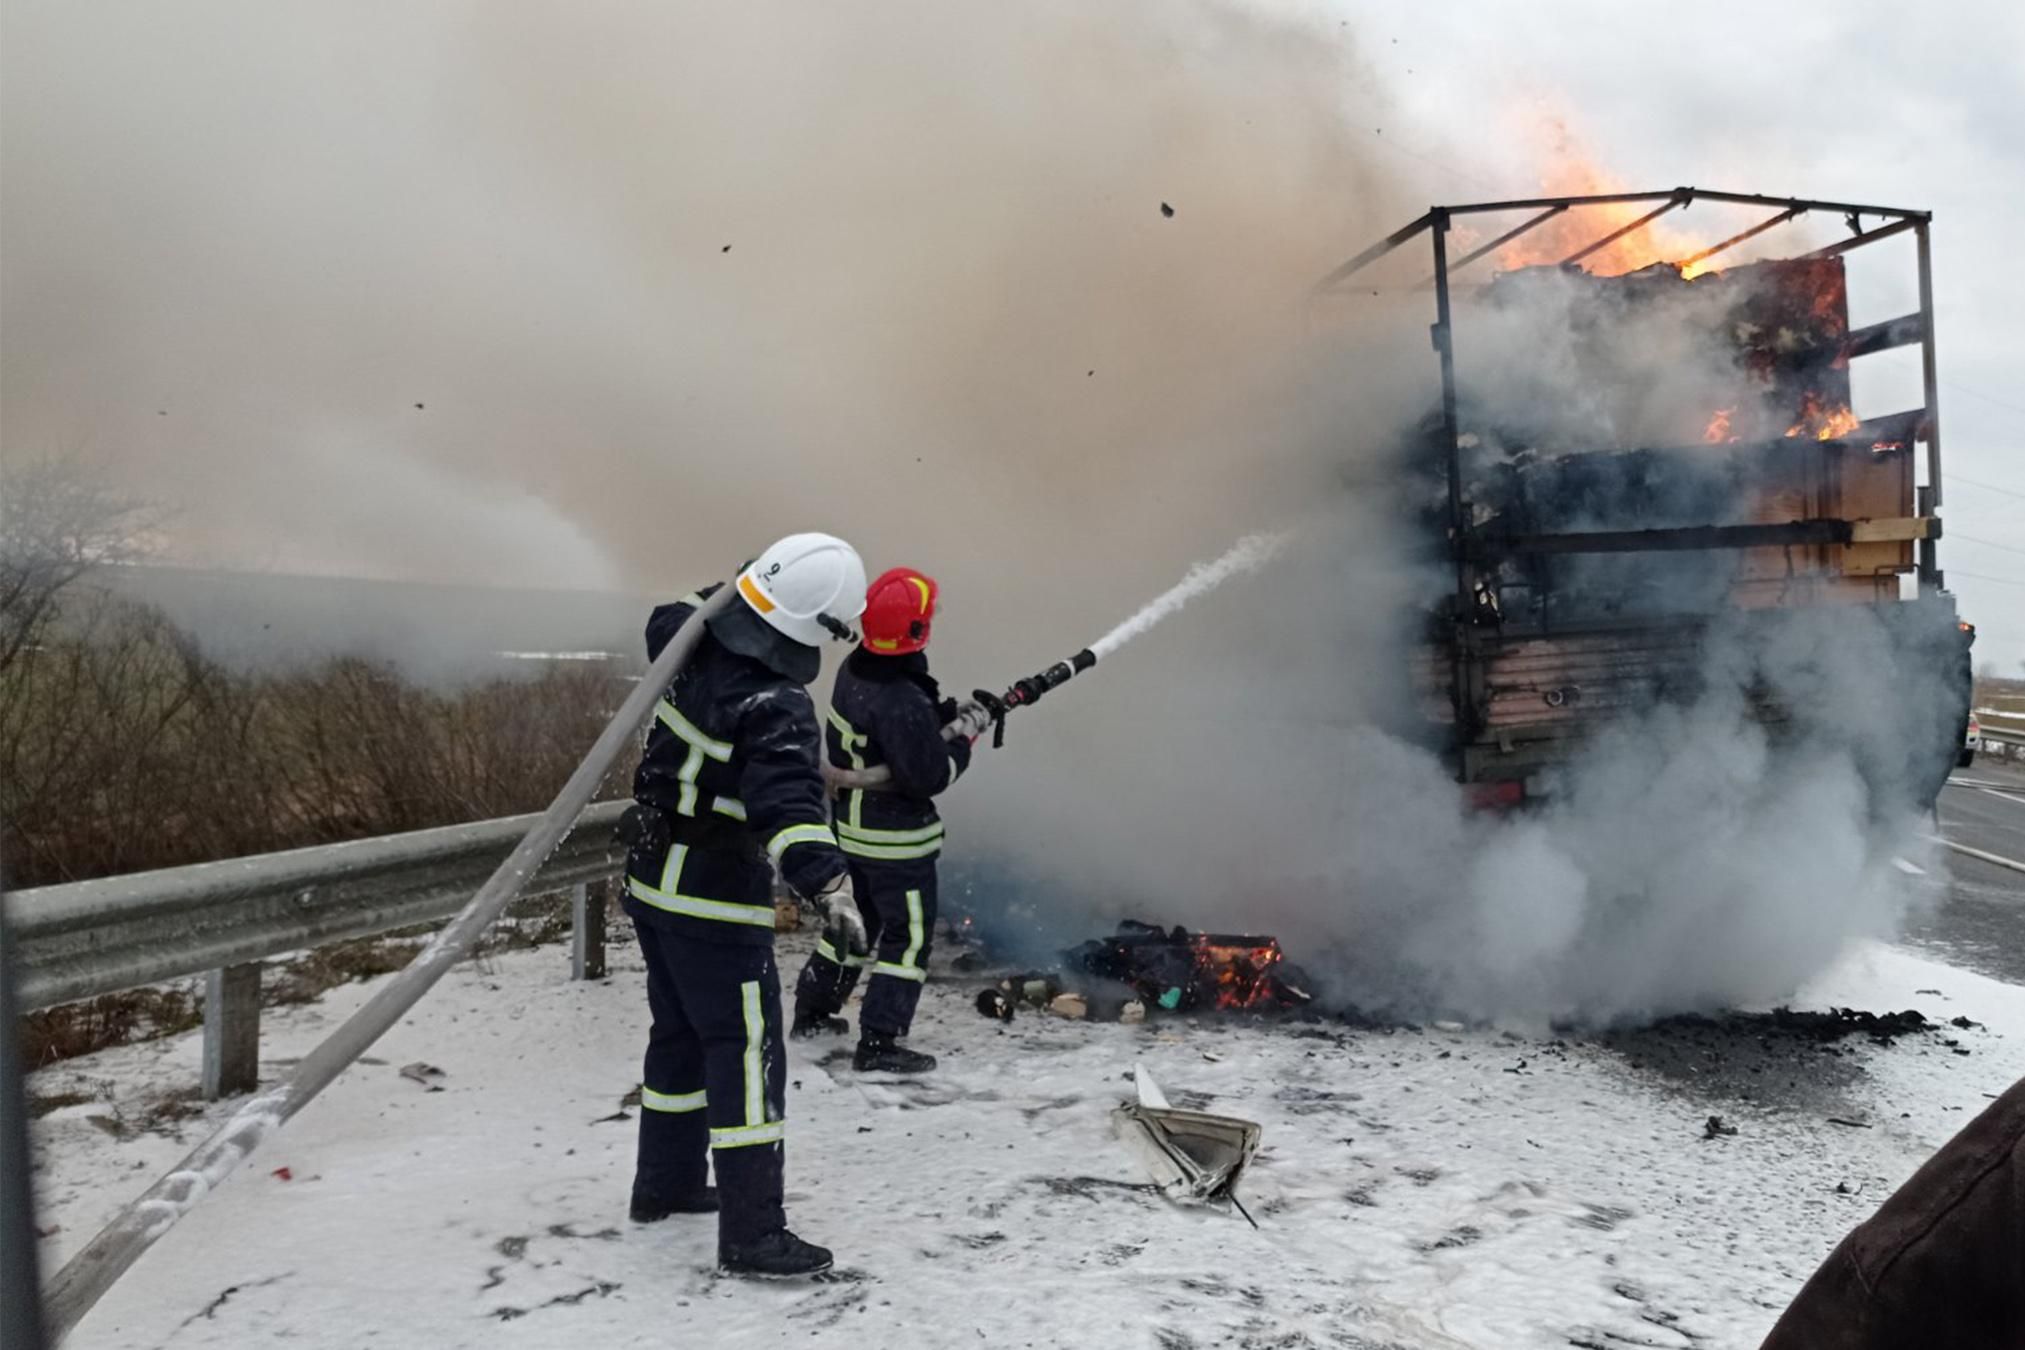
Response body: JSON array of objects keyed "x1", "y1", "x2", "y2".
[
  {"x1": 0, "y1": 454, "x2": 153, "y2": 675},
  {"x1": 2, "y1": 461, "x2": 623, "y2": 886}
]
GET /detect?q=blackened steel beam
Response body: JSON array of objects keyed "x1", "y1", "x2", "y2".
[
  {"x1": 1917, "y1": 222, "x2": 1943, "y2": 513},
  {"x1": 1312, "y1": 210, "x2": 1435, "y2": 291},
  {"x1": 1665, "y1": 189, "x2": 1925, "y2": 220},
  {"x1": 1317, "y1": 191, "x2": 1931, "y2": 292},
  {"x1": 1440, "y1": 188, "x2": 1927, "y2": 222},
  {"x1": 1442, "y1": 189, "x2": 1682, "y2": 216},
  {"x1": 1430, "y1": 212, "x2": 1464, "y2": 550},
  {"x1": 1476, "y1": 520, "x2": 1855, "y2": 558},
  {"x1": 1434, "y1": 205, "x2": 1568, "y2": 282},
  {"x1": 1676, "y1": 206, "x2": 1805, "y2": 270},
  {"x1": 1846, "y1": 312, "x2": 1925, "y2": 359},
  {"x1": 1807, "y1": 216, "x2": 1920, "y2": 259},
  {"x1": 1430, "y1": 211, "x2": 1481, "y2": 753},
  {"x1": 1559, "y1": 198, "x2": 1686, "y2": 268}
]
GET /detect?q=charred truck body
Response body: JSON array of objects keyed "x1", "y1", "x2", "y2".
[{"x1": 1318, "y1": 190, "x2": 1974, "y2": 814}]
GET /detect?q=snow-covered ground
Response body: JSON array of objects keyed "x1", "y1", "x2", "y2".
[{"x1": 29, "y1": 931, "x2": 2025, "y2": 1350}]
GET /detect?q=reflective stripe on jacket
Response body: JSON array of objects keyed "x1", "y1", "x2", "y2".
[
  {"x1": 627, "y1": 586, "x2": 846, "y2": 943},
  {"x1": 826, "y1": 649, "x2": 970, "y2": 862}
]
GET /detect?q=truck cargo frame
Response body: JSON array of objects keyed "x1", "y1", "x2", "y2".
[{"x1": 1315, "y1": 188, "x2": 1957, "y2": 790}]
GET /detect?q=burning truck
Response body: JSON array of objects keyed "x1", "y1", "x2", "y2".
[{"x1": 1316, "y1": 188, "x2": 1975, "y2": 815}]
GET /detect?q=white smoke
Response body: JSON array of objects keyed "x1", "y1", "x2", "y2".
[
  {"x1": 3, "y1": 1, "x2": 1958, "y2": 1023},
  {"x1": 958, "y1": 253, "x2": 1955, "y2": 1026},
  {"x1": 1089, "y1": 531, "x2": 1293, "y2": 661}
]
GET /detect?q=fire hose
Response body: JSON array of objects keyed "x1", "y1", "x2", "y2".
[
  {"x1": 41, "y1": 588, "x2": 735, "y2": 1344},
  {"x1": 824, "y1": 647, "x2": 1097, "y2": 792}
]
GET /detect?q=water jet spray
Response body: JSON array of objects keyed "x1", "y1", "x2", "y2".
[{"x1": 829, "y1": 530, "x2": 1289, "y2": 789}]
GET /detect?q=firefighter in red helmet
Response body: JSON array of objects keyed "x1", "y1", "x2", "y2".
[{"x1": 791, "y1": 566, "x2": 986, "y2": 1072}]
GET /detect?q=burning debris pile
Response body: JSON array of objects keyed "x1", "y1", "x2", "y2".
[
  {"x1": 1416, "y1": 252, "x2": 1927, "y2": 629},
  {"x1": 974, "y1": 921, "x2": 1314, "y2": 1023},
  {"x1": 1465, "y1": 255, "x2": 1870, "y2": 456},
  {"x1": 1069, "y1": 921, "x2": 1312, "y2": 1012}
]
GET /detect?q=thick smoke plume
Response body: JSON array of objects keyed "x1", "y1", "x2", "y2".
[
  {"x1": 4, "y1": 2, "x2": 1946, "y2": 1022},
  {"x1": 970, "y1": 249, "x2": 1951, "y2": 1025}
]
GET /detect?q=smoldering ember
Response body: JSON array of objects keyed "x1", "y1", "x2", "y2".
[
  {"x1": 973, "y1": 921, "x2": 1313, "y2": 1023},
  {"x1": 9, "y1": 5, "x2": 2025, "y2": 1349}
]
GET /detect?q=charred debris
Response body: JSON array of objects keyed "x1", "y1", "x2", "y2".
[
  {"x1": 958, "y1": 920, "x2": 1976, "y2": 1078},
  {"x1": 976, "y1": 921, "x2": 1317, "y2": 1026}
]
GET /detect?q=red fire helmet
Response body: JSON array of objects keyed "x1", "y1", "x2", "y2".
[{"x1": 861, "y1": 567, "x2": 939, "y2": 655}]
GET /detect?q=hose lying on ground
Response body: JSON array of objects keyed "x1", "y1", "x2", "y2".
[{"x1": 41, "y1": 588, "x2": 734, "y2": 1344}]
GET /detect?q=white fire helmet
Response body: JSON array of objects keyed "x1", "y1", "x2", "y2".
[{"x1": 734, "y1": 533, "x2": 869, "y2": 648}]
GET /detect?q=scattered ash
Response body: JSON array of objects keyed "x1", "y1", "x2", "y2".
[
  {"x1": 171, "y1": 1273, "x2": 294, "y2": 1332},
  {"x1": 491, "y1": 1282, "x2": 621, "y2": 1322},
  {"x1": 1422, "y1": 1224, "x2": 1482, "y2": 1251},
  {"x1": 1596, "y1": 1006, "x2": 1948, "y2": 1110},
  {"x1": 950, "y1": 1231, "x2": 1007, "y2": 1250},
  {"x1": 1032, "y1": 1175, "x2": 1162, "y2": 1203},
  {"x1": 1573, "y1": 1204, "x2": 1635, "y2": 1232}
]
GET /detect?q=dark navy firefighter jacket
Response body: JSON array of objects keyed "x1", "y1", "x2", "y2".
[
  {"x1": 828, "y1": 649, "x2": 971, "y2": 863},
  {"x1": 624, "y1": 585, "x2": 849, "y2": 946}
]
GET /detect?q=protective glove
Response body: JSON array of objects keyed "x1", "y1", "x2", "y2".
[
  {"x1": 945, "y1": 699, "x2": 993, "y2": 745},
  {"x1": 811, "y1": 871, "x2": 869, "y2": 957}
]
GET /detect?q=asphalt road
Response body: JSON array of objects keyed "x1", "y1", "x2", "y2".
[{"x1": 1903, "y1": 761, "x2": 2025, "y2": 985}]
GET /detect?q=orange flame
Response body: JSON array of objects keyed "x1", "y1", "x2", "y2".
[
  {"x1": 1192, "y1": 937, "x2": 1286, "y2": 1011},
  {"x1": 1784, "y1": 392, "x2": 1862, "y2": 440},
  {"x1": 1703, "y1": 408, "x2": 1737, "y2": 444},
  {"x1": 1469, "y1": 121, "x2": 1708, "y2": 277}
]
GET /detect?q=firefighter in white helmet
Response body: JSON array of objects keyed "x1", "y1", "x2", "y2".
[{"x1": 616, "y1": 532, "x2": 869, "y2": 1278}]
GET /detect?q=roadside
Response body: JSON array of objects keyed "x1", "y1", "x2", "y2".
[
  {"x1": 1903, "y1": 768, "x2": 2025, "y2": 984},
  {"x1": 28, "y1": 927, "x2": 2025, "y2": 1350}
]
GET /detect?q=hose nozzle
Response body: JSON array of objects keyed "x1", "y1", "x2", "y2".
[{"x1": 1006, "y1": 648, "x2": 1097, "y2": 708}]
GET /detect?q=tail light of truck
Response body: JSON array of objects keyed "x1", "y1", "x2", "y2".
[{"x1": 1465, "y1": 781, "x2": 1526, "y2": 813}]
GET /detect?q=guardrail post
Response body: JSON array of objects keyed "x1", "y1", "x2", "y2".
[
  {"x1": 201, "y1": 963, "x2": 262, "y2": 1100},
  {"x1": 571, "y1": 881, "x2": 606, "y2": 981}
]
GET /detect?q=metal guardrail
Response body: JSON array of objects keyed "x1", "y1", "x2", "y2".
[
  {"x1": 6, "y1": 800, "x2": 630, "y2": 1095},
  {"x1": 38, "y1": 587, "x2": 728, "y2": 1346},
  {"x1": 9, "y1": 800, "x2": 631, "y2": 1011}
]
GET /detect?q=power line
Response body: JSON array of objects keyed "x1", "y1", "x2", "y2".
[
  {"x1": 1953, "y1": 533, "x2": 2025, "y2": 560},
  {"x1": 1950, "y1": 569, "x2": 2025, "y2": 591},
  {"x1": 1946, "y1": 472, "x2": 2025, "y2": 503},
  {"x1": 1944, "y1": 379, "x2": 2025, "y2": 420}
]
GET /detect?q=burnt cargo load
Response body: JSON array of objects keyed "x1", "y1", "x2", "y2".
[{"x1": 1317, "y1": 189, "x2": 1974, "y2": 813}]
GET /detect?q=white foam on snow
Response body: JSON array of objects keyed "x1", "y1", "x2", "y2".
[{"x1": 28, "y1": 936, "x2": 2025, "y2": 1349}]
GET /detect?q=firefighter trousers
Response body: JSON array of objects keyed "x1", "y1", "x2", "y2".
[
  {"x1": 793, "y1": 859, "x2": 937, "y2": 1038},
  {"x1": 631, "y1": 920, "x2": 787, "y2": 1248}
]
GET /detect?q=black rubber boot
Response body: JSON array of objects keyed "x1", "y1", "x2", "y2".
[
  {"x1": 719, "y1": 1228, "x2": 835, "y2": 1278},
  {"x1": 790, "y1": 1012, "x2": 850, "y2": 1039},
  {"x1": 630, "y1": 1187, "x2": 720, "y2": 1223},
  {"x1": 853, "y1": 1033, "x2": 936, "y2": 1074}
]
